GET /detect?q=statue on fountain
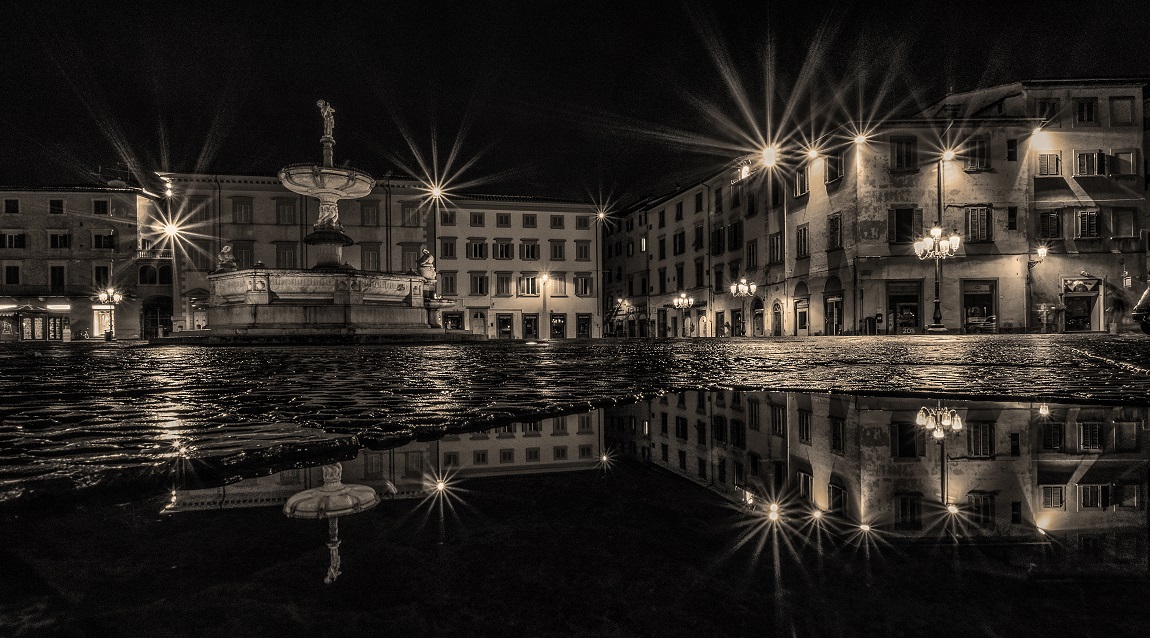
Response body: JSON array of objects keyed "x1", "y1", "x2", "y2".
[
  {"x1": 216, "y1": 245, "x2": 238, "y2": 272},
  {"x1": 317, "y1": 99, "x2": 335, "y2": 139},
  {"x1": 417, "y1": 247, "x2": 436, "y2": 279}
]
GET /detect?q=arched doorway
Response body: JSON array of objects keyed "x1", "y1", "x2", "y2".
[
  {"x1": 793, "y1": 281, "x2": 810, "y2": 336},
  {"x1": 823, "y1": 276, "x2": 844, "y2": 336},
  {"x1": 771, "y1": 301, "x2": 782, "y2": 336},
  {"x1": 141, "y1": 295, "x2": 173, "y2": 339},
  {"x1": 752, "y1": 297, "x2": 765, "y2": 336}
]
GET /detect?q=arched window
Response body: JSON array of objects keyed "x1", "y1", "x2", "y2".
[
  {"x1": 158, "y1": 263, "x2": 173, "y2": 285},
  {"x1": 138, "y1": 265, "x2": 158, "y2": 285}
]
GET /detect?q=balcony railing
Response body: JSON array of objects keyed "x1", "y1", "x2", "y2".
[{"x1": 137, "y1": 248, "x2": 174, "y2": 259}]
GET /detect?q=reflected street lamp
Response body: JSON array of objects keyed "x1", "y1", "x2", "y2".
[
  {"x1": 917, "y1": 401, "x2": 964, "y2": 509},
  {"x1": 673, "y1": 292, "x2": 694, "y2": 338},
  {"x1": 1027, "y1": 245, "x2": 1048, "y2": 332},
  {"x1": 729, "y1": 277, "x2": 757, "y2": 337}
]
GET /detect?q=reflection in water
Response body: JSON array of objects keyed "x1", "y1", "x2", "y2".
[
  {"x1": 605, "y1": 391, "x2": 1150, "y2": 577},
  {"x1": 282, "y1": 463, "x2": 381, "y2": 584}
]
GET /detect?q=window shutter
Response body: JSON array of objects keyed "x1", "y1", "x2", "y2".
[
  {"x1": 914, "y1": 209, "x2": 924, "y2": 238},
  {"x1": 988, "y1": 424, "x2": 995, "y2": 456},
  {"x1": 887, "y1": 209, "x2": 896, "y2": 242},
  {"x1": 1039, "y1": 154, "x2": 1049, "y2": 175}
]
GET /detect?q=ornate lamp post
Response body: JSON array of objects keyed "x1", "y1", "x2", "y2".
[
  {"x1": 673, "y1": 292, "x2": 694, "y2": 338},
  {"x1": 729, "y1": 277, "x2": 756, "y2": 336},
  {"x1": 915, "y1": 226, "x2": 961, "y2": 333},
  {"x1": 540, "y1": 274, "x2": 549, "y2": 341},
  {"x1": 97, "y1": 288, "x2": 123, "y2": 340},
  {"x1": 917, "y1": 401, "x2": 964, "y2": 512}
]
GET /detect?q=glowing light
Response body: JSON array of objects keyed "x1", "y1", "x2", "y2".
[
  {"x1": 163, "y1": 224, "x2": 181, "y2": 238},
  {"x1": 811, "y1": 510, "x2": 823, "y2": 520},
  {"x1": 164, "y1": 187, "x2": 173, "y2": 198},
  {"x1": 853, "y1": 134, "x2": 867, "y2": 145},
  {"x1": 435, "y1": 480, "x2": 446, "y2": 492},
  {"x1": 768, "y1": 503, "x2": 779, "y2": 513},
  {"x1": 807, "y1": 148, "x2": 820, "y2": 160},
  {"x1": 768, "y1": 511, "x2": 779, "y2": 522},
  {"x1": 1030, "y1": 130, "x2": 1052, "y2": 151},
  {"x1": 761, "y1": 146, "x2": 778, "y2": 167},
  {"x1": 47, "y1": 304, "x2": 71, "y2": 311},
  {"x1": 1037, "y1": 527, "x2": 1046, "y2": 535},
  {"x1": 1036, "y1": 246, "x2": 1048, "y2": 260},
  {"x1": 947, "y1": 504, "x2": 959, "y2": 515},
  {"x1": 430, "y1": 186, "x2": 443, "y2": 199},
  {"x1": 1039, "y1": 403, "x2": 1050, "y2": 417},
  {"x1": 1032, "y1": 127, "x2": 1043, "y2": 135},
  {"x1": 859, "y1": 524, "x2": 871, "y2": 532},
  {"x1": 942, "y1": 149, "x2": 956, "y2": 161}
]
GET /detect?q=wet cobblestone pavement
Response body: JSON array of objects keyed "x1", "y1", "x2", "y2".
[{"x1": 3, "y1": 334, "x2": 1150, "y2": 505}]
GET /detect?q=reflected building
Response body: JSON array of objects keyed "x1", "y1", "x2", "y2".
[{"x1": 607, "y1": 391, "x2": 1149, "y2": 573}]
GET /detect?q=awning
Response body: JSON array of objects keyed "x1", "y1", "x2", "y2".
[
  {"x1": 1077, "y1": 459, "x2": 1148, "y2": 485},
  {"x1": 1034, "y1": 176, "x2": 1145, "y2": 209},
  {"x1": 1036, "y1": 462, "x2": 1077, "y2": 486}
]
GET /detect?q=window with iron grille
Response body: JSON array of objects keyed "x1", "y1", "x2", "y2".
[{"x1": 965, "y1": 207, "x2": 992, "y2": 242}]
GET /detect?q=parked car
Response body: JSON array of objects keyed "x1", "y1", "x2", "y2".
[{"x1": 965, "y1": 314, "x2": 997, "y2": 334}]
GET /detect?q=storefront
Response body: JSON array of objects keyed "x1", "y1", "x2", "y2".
[
  {"x1": 496, "y1": 313, "x2": 514, "y2": 339},
  {"x1": 1062, "y1": 277, "x2": 1103, "y2": 332},
  {"x1": 549, "y1": 312, "x2": 567, "y2": 339},
  {"x1": 0, "y1": 304, "x2": 72, "y2": 341},
  {"x1": 886, "y1": 280, "x2": 923, "y2": 334},
  {"x1": 961, "y1": 280, "x2": 998, "y2": 334}
]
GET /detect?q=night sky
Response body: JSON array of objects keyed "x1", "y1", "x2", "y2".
[{"x1": 2, "y1": 0, "x2": 1149, "y2": 204}]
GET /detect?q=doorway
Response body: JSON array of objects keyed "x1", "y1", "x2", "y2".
[
  {"x1": 887, "y1": 280, "x2": 923, "y2": 335},
  {"x1": 961, "y1": 280, "x2": 997, "y2": 334},
  {"x1": 523, "y1": 314, "x2": 539, "y2": 339},
  {"x1": 496, "y1": 313, "x2": 514, "y2": 339},
  {"x1": 471, "y1": 311, "x2": 487, "y2": 337}
]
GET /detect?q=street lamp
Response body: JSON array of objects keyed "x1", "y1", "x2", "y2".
[
  {"x1": 540, "y1": 274, "x2": 549, "y2": 341},
  {"x1": 1027, "y1": 245, "x2": 1048, "y2": 332},
  {"x1": 97, "y1": 287, "x2": 123, "y2": 340},
  {"x1": 729, "y1": 277, "x2": 757, "y2": 337},
  {"x1": 916, "y1": 151, "x2": 962, "y2": 334},
  {"x1": 917, "y1": 401, "x2": 964, "y2": 510},
  {"x1": 673, "y1": 292, "x2": 694, "y2": 338}
]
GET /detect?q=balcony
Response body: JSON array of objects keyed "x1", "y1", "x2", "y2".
[{"x1": 137, "y1": 248, "x2": 173, "y2": 259}]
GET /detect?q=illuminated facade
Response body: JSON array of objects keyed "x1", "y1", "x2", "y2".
[
  {"x1": 0, "y1": 184, "x2": 156, "y2": 341},
  {"x1": 606, "y1": 78, "x2": 1149, "y2": 335},
  {"x1": 152, "y1": 174, "x2": 600, "y2": 338}
]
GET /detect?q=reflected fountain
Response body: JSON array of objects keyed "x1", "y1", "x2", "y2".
[{"x1": 283, "y1": 463, "x2": 381, "y2": 584}]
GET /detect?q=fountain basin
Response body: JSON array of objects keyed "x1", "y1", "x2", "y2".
[{"x1": 278, "y1": 164, "x2": 376, "y2": 199}]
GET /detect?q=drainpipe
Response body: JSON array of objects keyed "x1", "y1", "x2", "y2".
[{"x1": 703, "y1": 183, "x2": 712, "y2": 337}]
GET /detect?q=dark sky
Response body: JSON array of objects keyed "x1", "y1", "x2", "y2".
[{"x1": 2, "y1": 0, "x2": 1149, "y2": 204}]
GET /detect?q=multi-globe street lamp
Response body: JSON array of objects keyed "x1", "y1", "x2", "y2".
[
  {"x1": 96, "y1": 287, "x2": 123, "y2": 340},
  {"x1": 673, "y1": 292, "x2": 694, "y2": 338},
  {"x1": 916, "y1": 150, "x2": 962, "y2": 334},
  {"x1": 729, "y1": 277, "x2": 756, "y2": 336},
  {"x1": 917, "y1": 401, "x2": 964, "y2": 512}
]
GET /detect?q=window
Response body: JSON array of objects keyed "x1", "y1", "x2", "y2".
[
  {"x1": 470, "y1": 212, "x2": 485, "y2": 227},
  {"x1": 1006, "y1": 139, "x2": 1018, "y2": 162},
  {"x1": 550, "y1": 273, "x2": 565, "y2": 296},
  {"x1": 440, "y1": 238, "x2": 456, "y2": 259},
  {"x1": 275, "y1": 199, "x2": 296, "y2": 225},
  {"x1": 727, "y1": 221, "x2": 742, "y2": 252},
  {"x1": 1036, "y1": 98, "x2": 1060, "y2": 121},
  {"x1": 469, "y1": 272, "x2": 488, "y2": 295},
  {"x1": 1079, "y1": 484, "x2": 1102, "y2": 508},
  {"x1": 825, "y1": 153, "x2": 843, "y2": 182},
  {"x1": 828, "y1": 484, "x2": 847, "y2": 515},
  {"x1": 526, "y1": 447, "x2": 540, "y2": 462},
  {"x1": 493, "y1": 239, "x2": 513, "y2": 260},
  {"x1": 890, "y1": 423, "x2": 924, "y2": 458},
  {"x1": 1042, "y1": 485, "x2": 1065, "y2": 509},
  {"x1": 798, "y1": 472, "x2": 813, "y2": 501},
  {"x1": 890, "y1": 136, "x2": 918, "y2": 171},
  {"x1": 93, "y1": 265, "x2": 109, "y2": 288},
  {"x1": 714, "y1": 187, "x2": 723, "y2": 213},
  {"x1": 657, "y1": 209, "x2": 666, "y2": 227},
  {"x1": 360, "y1": 202, "x2": 379, "y2": 226},
  {"x1": 522, "y1": 213, "x2": 537, "y2": 228},
  {"x1": 275, "y1": 242, "x2": 297, "y2": 269},
  {"x1": 1079, "y1": 422, "x2": 1102, "y2": 450},
  {"x1": 968, "y1": 493, "x2": 995, "y2": 528},
  {"x1": 552, "y1": 416, "x2": 568, "y2": 434},
  {"x1": 672, "y1": 230, "x2": 685, "y2": 256},
  {"x1": 549, "y1": 240, "x2": 565, "y2": 260},
  {"x1": 550, "y1": 215, "x2": 564, "y2": 229},
  {"x1": 731, "y1": 188, "x2": 741, "y2": 208},
  {"x1": 93, "y1": 200, "x2": 110, "y2": 216},
  {"x1": 697, "y1": 458, "x2": 707, "y2": 479},
  {"x1": 1075, "y1": 210, "x2": 1100, "y2": 239},
  {"x1": 827, "y1": 214, "x2": 842, "y2": 250},
  {"x1": 578, "y1": 414, "x2": 593, "y2": 433},
  {"x1": 768, "y1": 233, "x2": 782, "y2": 264},
  {"x1": 466, "y1": 239, "x2": 488, "y2": 259},
  {"x1": 1007, "y1": 206, "x2": 1018, "y2": 230},
  {"x1": 1042, "y1": 422, "x2": 1063, "y2": 450},
  {"x1": 895, "y1": 494, "x2": 923, "y2": 529},
  {"x1": 495, "y1": 272, "x2": 512, "y2": 296},
  {"x1": 965, "y1": 206, "x2": 992, "y2": 242},
  {"x1": 441, "y1": 209, "x2": 456, "y2": 226},
  {"x1": 1114, "y1": 208, "x2": 1137, "y2": 237},
  {"x1": 575, "y1": 241, "x2": 591, "y2": 261},
  {"x1": 553, "y1": 446, "x2": 568, "y2": 461},
  {"x1": 49, "y1": 199, "x2": 64, "y2": 215},
  {"x1": 232, "y1": 198, "x2": 253, "y2": 224},
  {"x1": 92, "y1": 232, "x2": 116, "y2": 250},
  {"x1": 401, "y1": 204, "x2": 420, "y2": 227},
  {"x1": 1111, "y1": 150, "x2": 1136, "y2": 176},
  {"x1": 746, "y1": 192, "x2": 757, "y2": 217},
  {"x1": 713, "y1": 265, "x2": 723, "y2": 292},
  {"x1": 710, "y1": 227, "x2": 724, "y2": 256},
  {"x1": 575, "y1": 215, "x2": 590, "y2": 230},
  {"x1": 657, "y1": 237, "x2": 666, "y2": 261},
  {"x1": 966, "y1": 139, "x2": 990, "y2": 170},
  {"x1": 694, "y1": 259, "x2": 704, "y2": 288},
  {"x1": 798, "y1": 410, "x2": 812, "y2": 444},
  {"x1": 518, "y1": 275, "x2": 539, "y2": 296},
  {"x1": 1011, "y1": 501, "x2": 1023, "y2": 524},
  {"x1": 520, "y1": 241, "x2": 539, "y2": 260},
  {"x1": 573, "y1": 274, "x2": 592, "y2": 296},
  {"x1": 795, "y1": 227, "x2": 814, "y2": 259},
  {"x1": 473, "y1": 450, "x2": 488, "y2": 465},
  {"x1": 1076, "y1": 151, "x2": 1103, "y2": 176},
  {"x1": 888, "y1": 207, "x2": 922, "y2": 243},
  {"x1": 496, "y1": 213, "x2": 511, "y2": 228},
  {"x1": 675, "y1": 201, "x2": 684, "y2": 221},
  {"x1": 793, "y1": 165, "x2": 809, "y2": 196},
  {"x1": 1038, "y1": 211, "x2": 1062, "y2": 239},
  {"x1": 697, "y1": 419, "x2": 709, "y2": 445},
  {"x1": 1076, "y1": 98, "x2": 1097, "y2": 124},
  {"x1": 1110, "y1": 96, "x2": 1135, "y2": 125},
  {"x1": 49, "y1": 233, "x2": 71, "y2": 249},
  {"x1": 968, "y1": 421, "x2": 994, "y2": 457},
  {"x1": 498, "y1": 449, "x2": 515, "y2": 464},
  {"x1": 746, "y1": 240, "x2": 758, "y2": 269},
  {"x1": 440, "y1": 272, "x2": 457, "y2": 295},
  {"x1": 831, "y1": 418, "x2": 844, "y2": 453},
  {"x1": 730, "y1": 419, "x2": 746, "y2": 449},
  {"x1": 578, "y1": 444, "x2": 593, "y2": 459},
  {"x1": 3, "y1": 264, "x2": 19, "y2": 284},
  {"x1": 747, "y1": 400, "x2": 760, "y2": 431},
  {"x1": 523, "y1": 421, "x2": 542, "y2": 435},
  {"x1": 694, "y1": 192, "x2": 703, "y2": 213},
  {"x1": 770, "y1": 404, "x2": 786, "y2": 436},
  {"x1": 1037, "y1": 152, "x2": 1062, "y2": 176}
]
